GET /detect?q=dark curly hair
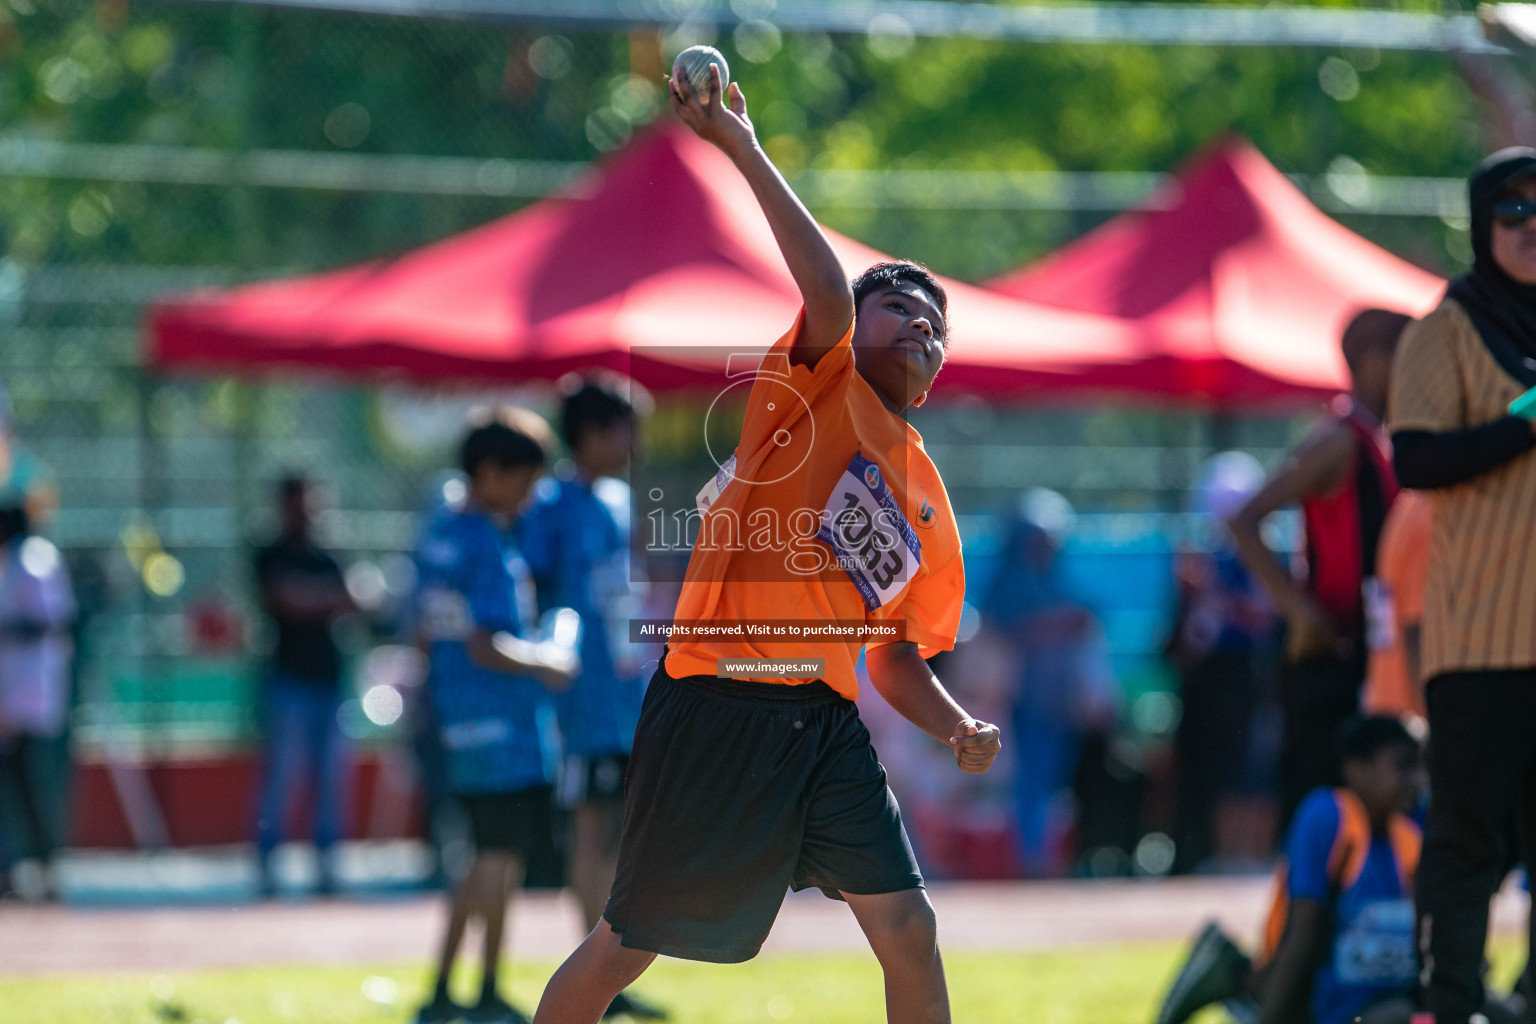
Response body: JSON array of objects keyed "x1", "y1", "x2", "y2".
[
  {"x1": 851, "y1": 261, "x2": 948, "y2": 340},
  {"x1": 459, "y1": 406, "x2": 551, "y2": 478},
  {"x1": 1338, "y1": 714, "x2": 1418, "y2": 766},
  {"x1": 560, "y1": 376, "x2": 642, "y2": 448}
]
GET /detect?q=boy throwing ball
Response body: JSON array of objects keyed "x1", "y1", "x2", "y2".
[{"x1": 533, "y1": 62, "x2": 1000, "y2": 1024}]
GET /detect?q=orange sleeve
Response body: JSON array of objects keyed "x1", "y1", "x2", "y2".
[
  {"x1": 1379, "y1": 493, "x2": 1432, "y2": 624},
  {"x1": 869, "y1": 548, "x2": 966, "y2": 657},
  {"x1": 738, "y1": 310, "x2": 854, "y2": 455}
]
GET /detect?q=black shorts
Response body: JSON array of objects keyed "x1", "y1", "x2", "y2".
[
  {"x1": 556, "y1": 753, "x2": 630, "y2": 809},
  {"x1": 1279, "y1": 650, "x2": 1366, "y2": 832},
  {"x1": 458, "y1": 785, "x2": 556, "y2": 859},
  {"x1": 604, "y1": 659, "x2": 922, "y2": 963}
]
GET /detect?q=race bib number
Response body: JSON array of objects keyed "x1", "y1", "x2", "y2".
[
  {"x1": 817, "y1": 453, "x2": 922, "y2": 611},
  {"x1": 1334, "y1": 898, "x2": 1416, "y2": 985},
  {"x1": 696, "y1": 454, "x2": 737, "y2": 516},
  {"x1": 1363, "y1": 576, "x2": 1396, "y2": 652}
]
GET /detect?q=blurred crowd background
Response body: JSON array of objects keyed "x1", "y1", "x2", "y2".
[{"x1": 0, "y1": 0, "x2": 1524, "y2": 898}]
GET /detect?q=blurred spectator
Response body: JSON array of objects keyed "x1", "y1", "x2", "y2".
[
  {"x1": 406, "y1": 472, "x2": 469, "y2": 890},
  {"x1": 1166, "y1": 452, "x2": 1276, "y2": 874},
  {"x1": 517, "y1": 376, "x2": 664, "y2": 1021},
  {"x1": 403, "y1": 653, "x2": 457, "y2": 889},
  {"x1": 1362, "y1": 490, "x2": 1431, "y2": 724},
  {"x1": 982, "y1": 489, "x2": 1114, "y2": 877},
  {"x1": 1228, "y1": 309, "x2": 1410, "y2": 832},
  {"x1": 1065, "y1": 616, "x2": 1132, "y2": 872},
  {"x1": 411, "y1": 408, "x2": 573, "y2": 1024},
  {"x1": 1388, "y1": 148, "x2": 1536, "y2": 1024},
  {"x1": 0, "y1": 505, "x2": 74, "y2": 898},
  {"x1": 1154, "y1": 716, "x2": 1445, "y2": 1024},
  {"x1": 252, "y1": 475, "x2": 355, "y2": 897},
  {"x1": 0, "y1": 385, "x2": 58, "y2": 527}
]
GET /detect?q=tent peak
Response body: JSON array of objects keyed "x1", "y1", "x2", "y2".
[{"x1": 985, "y1": 131, "x2": 1444, "y2": 402}]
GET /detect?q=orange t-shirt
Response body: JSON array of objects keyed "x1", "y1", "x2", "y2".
[
  {"x1": 1364, "y1": 490, "x2": 1432, "y2": 718},
  {"x1": 665, "y1": 312, "x2": 965, "y2": 700}
]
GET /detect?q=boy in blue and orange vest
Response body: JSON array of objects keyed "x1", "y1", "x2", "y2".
[{"x1": 1157, "y1": 715, "x2": 1463, "y2": 1024}]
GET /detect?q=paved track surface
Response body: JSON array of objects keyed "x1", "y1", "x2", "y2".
[{"x1": 1, "y1": 876, "x2": 1527, "y2": 974}]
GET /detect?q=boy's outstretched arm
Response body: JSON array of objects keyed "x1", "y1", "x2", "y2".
[
  {"x1": 670, "y1": 65, "x2": 853, "y2": 369},
  {"x1": 865, "y1": 641, "x2": 1001, "y2": 774}
]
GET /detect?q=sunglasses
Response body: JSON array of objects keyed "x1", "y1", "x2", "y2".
[{"x1": 1493, "y1": 199, "x2": 1536, "y2": 228}]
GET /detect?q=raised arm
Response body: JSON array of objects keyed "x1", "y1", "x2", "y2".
[{"x1": 670, "y1": 65, "x2": 853, "y2": 369}]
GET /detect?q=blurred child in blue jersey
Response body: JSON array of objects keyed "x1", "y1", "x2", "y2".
[
  {"x1": 0, "y1": 504, "x2": 73, "y2": 899},
  {"x1": 1157, "y1": 715, "x2": 1518, "y2": 1024},
  {"x1": 516, "y1": 376, "x2": 665, "y2": 1021},
  {"x1": 413, "y1": 407, "x2": 578, "y2": 1024},
  {"x1": 981, "y1": 488, "x2": 1107, "y2": 878},
  {"x1": 1167, "y1": 452, "x2": 1277, "y2": 875}
]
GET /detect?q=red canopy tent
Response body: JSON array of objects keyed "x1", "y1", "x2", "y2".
[
  {"x1": 988, "y1": 137, "x2": 1448, "y2": 406},
  {"x1": 149, "y1": 126, "x2": 1143, "y2": 395}
]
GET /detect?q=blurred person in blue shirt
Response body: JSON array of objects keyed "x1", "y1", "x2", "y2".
[
  {"x1": 1167, "y1": 452, "x2": 1278, "y2": 874},
  {"x1": 413, "y1": 408, "x2": 576, "y2": 1024},
  {"x1": 1269, "y1": 726, "x2": 1423, "y2": 1024},
  {"x1": 1157, "y1": 715, "x2": 1519, "y2": 1024},
  {"x1": 0, "y1": 504, "x2": 73, "y2": 898},
  {"x1": 517, "y1": 377, "x2": 665, "y2": 1021},
  {"x1": 982, "y1": 488, "x2": 1112, "y2": 877},
  {"x1": 404, "y1": 472, "x2": 469, "y2": 891}
]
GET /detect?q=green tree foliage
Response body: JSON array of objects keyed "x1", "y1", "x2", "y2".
[
  {"x1": 802, "y1": 29, "x2": 1484, "y2": 277},
  {"x1": 0, "y1": 0, "x2": 1493, "y2": 280}
]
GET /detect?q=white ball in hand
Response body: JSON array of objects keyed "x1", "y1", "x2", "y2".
[{"x1": 673, "y1": 45, "x2": 730, "y2": 99}]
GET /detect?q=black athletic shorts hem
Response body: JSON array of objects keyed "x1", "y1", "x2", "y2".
[
  {"x1": 790, "y1": 876, "x2": 926, "y2": 898},
  {"x1": 608, "y1": 923, "x2": 761, "y2": 965},
  {"x1": 458, "y1": 785, "x2": 555, "y2": 857},
  {"x1": 610, "y1": 873, "x2": 928, "y2": 964},
  {"x1": 603, "y1": 657, "x2": 923, "y2": 963}
]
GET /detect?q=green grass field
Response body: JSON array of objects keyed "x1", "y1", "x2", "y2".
[
  {"x1": 0, "y1": 943, "x2": 1187, "y2": 1024},
  {"x1": 1, "y1": 940, "x2": 1523, "y2": 1024}
]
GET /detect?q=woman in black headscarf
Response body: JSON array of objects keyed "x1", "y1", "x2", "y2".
[{"x1": 1390, "y1": 148, "x2": 1536, "y2": 1024}]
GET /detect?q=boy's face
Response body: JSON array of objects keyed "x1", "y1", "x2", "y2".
[
  {"x1": 575, "y1": 418, "x2": 634, "y2": 478},
  {"x1": 474, "y1": 462, "x2": 540, "y2": 518},
  {"x1": 851, "y1": 284, "x2": 947, "y2": 411},
  {"x1": 1344, "y1": 742, "x2": 1425, "y2": 818}
]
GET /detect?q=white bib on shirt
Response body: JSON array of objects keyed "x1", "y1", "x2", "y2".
[{"x1": 816, "y1": 453, "x2": 922, "y2": 612}]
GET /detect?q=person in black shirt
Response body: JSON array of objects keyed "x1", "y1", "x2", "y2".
[{"x1": 252, "y1": 475, "x2": 355, "y2": 896}]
